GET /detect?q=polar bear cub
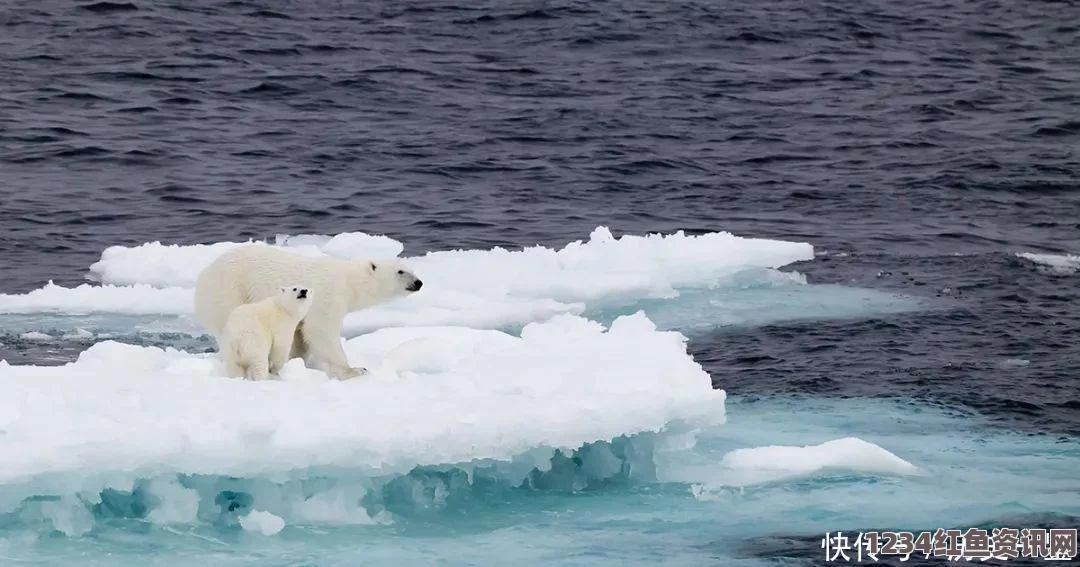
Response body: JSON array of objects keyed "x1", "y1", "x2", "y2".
[{"x1": 221, "y1": 285, "x2": 313, "y2": 380}]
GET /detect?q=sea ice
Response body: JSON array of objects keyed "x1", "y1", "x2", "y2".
[
  {"x1": 87, "y1": 227, "x2": 814, "y2": 293},
  {"x1": 1, "y1": 227, "x2": 817, "y2": 334},
  {"x1": 0, "y1": 312, "x2": 724, "y2": 485},
  {"x1": 718, "y1": 436, "x2": 920, "y2": 478},
  {"x1": 1017, "y1": 252, "x2": 1080, "y2": 275},
  {"x1": 18, "y1": 331, "x2": 51, "y2": 341}
]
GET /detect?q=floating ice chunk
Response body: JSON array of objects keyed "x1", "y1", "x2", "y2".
[
  {"x1": 721, "y1": 437, "x2": 920, "y2": 478},
  {"x1": 87, "y1": 226, "x2": 814, "y2": 297},
  {"x1": 0, "y1": 282, "x2": 193, "y2": 315},
  {"x1": 18, "y1": 331, "x2": 51, "y2": 341},
  {"x1": 239, "y1": 510, "x2": 285, "y2": 536},
  {"x1": 3, "y1": 228, "x2": 817, "y2": 334},
  {"x1": 401, "y1": 226, "x2": 815, "y2": 305},
  {"x1": 64, "y1": 328, "x2": 94, "y2": 339},
  {"x1": 0, "y1": 312, "x2": 724, "y2": 484},
  {"x1": 1017, "y1": 252, "x2": 1080, "y2": 275},
  {"x1": 89, "y1": 241, "x2": 253, "y2": 288},
  {"x1": 684, "y1": 437, "x2": 920, "y2": 498}
]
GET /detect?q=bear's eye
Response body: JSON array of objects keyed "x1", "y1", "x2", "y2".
[
  {"x1": 370, "y1": 262, "x2": 377, "y2": 271},
  {"x1": 397, "y1": 270, "x2": 404, "y2": 275}
]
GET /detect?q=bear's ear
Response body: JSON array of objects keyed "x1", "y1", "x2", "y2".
[{"x1": 370, "y1": 262, "x2": 377, "y2": 272}]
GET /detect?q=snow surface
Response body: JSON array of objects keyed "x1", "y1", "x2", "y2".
[
  {"x1": 0, "y1": 312, "x2": 724, "y2": 485},
  {"x1": 1017, "y1": 252, "x2": 1080, "y2": 275}
]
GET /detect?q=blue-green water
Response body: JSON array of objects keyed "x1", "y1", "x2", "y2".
[{"x1": 2, "y1": 395, "x2": 1076, "y2": 566}]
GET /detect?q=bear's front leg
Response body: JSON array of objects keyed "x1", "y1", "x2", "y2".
[
  {"x1": 268, "y1": 336, "x2": 292, "y2": 375},
  {"x1": 329, "y1": 364, "x2": 368, "y2": 380},
  {"x1": 300, "y1": 321, "x2": 367, "y2": 380},
  {"x1": 224, "y1": 359, "x2": 246, "y2": 379},
  {"x1": 245, "y1": 358, "x2": 270, "y2": 381}
]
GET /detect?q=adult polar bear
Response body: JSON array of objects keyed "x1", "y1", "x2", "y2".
[{"x1": 194, "y1": 244, "x2": 423, "y2": 379}]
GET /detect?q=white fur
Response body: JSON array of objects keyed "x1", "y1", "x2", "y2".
[
  {"x1": 221, "y1": 285, "x2": 313, "y2": 380},
  {"x1": 194, "y1": 244, "x2": 422, "y2": 379}
]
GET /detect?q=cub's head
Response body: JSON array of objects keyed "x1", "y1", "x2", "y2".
[
  {"x1": 367, "y1": 259, "x2": 423, "y2": 298},
  {"x1": 277, "y1": 285, "x2": 314, "y2": 318}
]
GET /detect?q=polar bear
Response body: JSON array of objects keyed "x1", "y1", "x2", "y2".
[
  {"x1": 194, "y1": 244, "x2": 423, "y2": 379},
  {"x1": 222, "y1": 285, "x2": 313, "y2": 380}
]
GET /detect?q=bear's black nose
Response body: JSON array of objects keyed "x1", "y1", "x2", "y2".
[
  {"x1": 298, "y1": 288, "x2": 308, "y2": 299},
  {"x1": 408, "y1": 279, "x2": 423, "y2": 292}
]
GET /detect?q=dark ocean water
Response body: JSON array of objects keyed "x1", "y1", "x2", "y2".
[{"x1": 1, "y1": 0, "x2": 1079, "y2": 563}]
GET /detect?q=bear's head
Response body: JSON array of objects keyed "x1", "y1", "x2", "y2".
[
  {"x1": 278, "y1": 284, "x2": 314, "y2": 319},
  {"x1": 368, "y1": 259, "x2": 423, "y2": 298}
]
